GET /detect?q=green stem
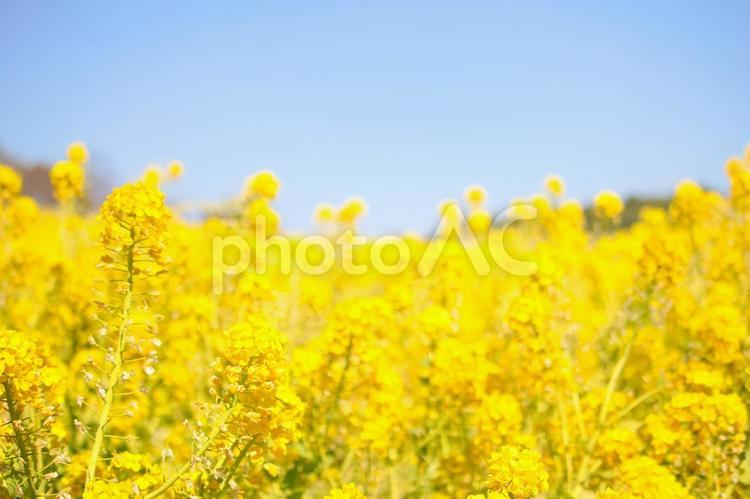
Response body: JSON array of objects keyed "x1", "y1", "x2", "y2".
[
  {"x1": 218, "y1": 438, "x2": 253, "y2": 493},
  {"x1": 210, "y1": 437, "x2": 239, "y2": 475},
  {"x1": 32, "y1": 413, "x2": 45, "y2": 496},
  {"x1": 332, "y1": 333, "x2": 354, "y2": 407},
  {"x1": 389, "y1": 466, "x2": 400, "y2": 499},
  {"x1": 573, "y1": 330, "x2": 636, "y2": 494},
  {"x1": 322, "y1": 332, "x2": 354, "y2": 448},
  {"x1": 556, "y1": 390, "x2": 573, "y2": 493},
  {"x1": 85, "y1": 244, "x2": 134, "y2": 489},
  {"x1": 144, "y1": 405, "x2": 235, "y2": 499},
  {"x1": 597, "y1": 337, "x2": 633, "y2": 427},
  {"x1": 611, "y1": 386, "x2": 663, "y2": 423},
  {"x1": 3, "y1": 381, "x2": 37, "y2": 498}
]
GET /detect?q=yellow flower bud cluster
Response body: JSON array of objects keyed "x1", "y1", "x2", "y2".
[
  {"x1": 99, "y1": 181, "x2": 171, "y2": 267},
  {"x1": 486, "y1": 445, "x2": 549, "y2": 499}
]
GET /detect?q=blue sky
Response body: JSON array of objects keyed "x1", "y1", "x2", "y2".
[{"x1": 1, "y1": 1, "x2": 749, "y2": 233}]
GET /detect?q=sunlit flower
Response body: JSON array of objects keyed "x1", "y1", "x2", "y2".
[
  {"x1": 314, "y1": 202, "x2": 336, "y2": 223},
  {"x1": 0, "y1": 164, "x2": 22, "y2": 201},
  {"x1": 141, "y1": 165, "x2": 162, "y2": 187},
  {"x1": 464, "y1": 184, "x2": 487, "y2": 207},
  {"x1": 594, "y1": 189, "x2": 624, "y2": 219},
  {"x1": 99, "y1": 181, "x2": 171, "y2": 263},
  {"x1": 167, "y1": 161, "x2": 184, "y2": 179},
  {"x1": 486, "y1": 445, "x2": 549, "y2": 499},
  {"x1": 67, "y1": 141, "x2": 89, "y2": 165},
  {"x1": 50, "y1": 160, "x2": 86, "y2": 203},
  {"x1": 543, "y1": 174, "x2": 565, "y2": 197},
  {"x1": 338, "y1": 196, "x2": 368, "y2": 225},
  {"x1": 324, "y1": 483, "x2": 367, "y2": 498},
  {"x1": 246, "y1": 170, "x2": 281, "y2": 199}
]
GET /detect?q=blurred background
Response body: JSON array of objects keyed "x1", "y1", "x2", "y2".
[{"x1": 1, "y1": 1, "x2": 749, "y2": 232}]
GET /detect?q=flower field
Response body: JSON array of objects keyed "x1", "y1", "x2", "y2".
[{"x1": 3, "y1": 142, "x2": 750, "y2": 498}]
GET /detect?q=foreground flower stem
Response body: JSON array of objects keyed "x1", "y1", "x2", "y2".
[
  {"x1": 218, "y1": 437, "x2": 253, "y2": 493},
  {"x1": 556, "y1": 390, "x2": 574, "y2": 492},
  {"x1": 573, "y1": 327, "x2": 636, "y2": 494},
  {"x1": 144, "y1": 400, "x2": 236, "y2": 499},
  {"x1": 85, "y1": 244, "x2": 134, "y2": 489},
  {"x1": 571, "y1": 288, "x2": 653, "y2": 495},
  {"x1": 3, "y1": 381, "x2": 37, "y2": 498}
]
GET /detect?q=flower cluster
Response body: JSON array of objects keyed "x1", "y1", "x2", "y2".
[
  {"x1": 0, "y1": 164, "x2": 22, "y2": 201},
  {"x1": 212, "y1": 318, "x2": 303, "y2": 462},
  {"x1": 593, "y1": 189, "x2": 624, "y2": 219},
  {"x1": 645, "y1": 391, "x2": 747, "y2": 491},
  {"x1": 325, "y1": 483, "x2": 368, "y2": 498},
  {"x1": 0, "y1": 329, "x2": 65, "y2": 497},
  {"x1": 99, "y1": 181, "x2": 171, "y2": 262},
  {"x1": 606, "y1": 456, "x2": 692, "y2": 498},
  {"x1": 49, "y1": 142, "x2": 88, "y2": 204},
  {"x1": 0, "y1": 166, "x2": 38, "y2": 239},
  {"x1": 485, "y1": 445, "x2": 549, "y2": 499}
]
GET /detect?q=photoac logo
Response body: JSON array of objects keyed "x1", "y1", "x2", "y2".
[{"x1": 212, "y1": 204, "x2": 538, "y2": 294}]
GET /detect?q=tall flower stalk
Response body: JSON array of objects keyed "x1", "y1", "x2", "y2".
[{"x1": 84, "y1": 182, "x2": 171, "y2": 490}]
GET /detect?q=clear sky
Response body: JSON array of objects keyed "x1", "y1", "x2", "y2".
[{"x1": 1, "y1": 1, "x2": 749, "y2": 233}]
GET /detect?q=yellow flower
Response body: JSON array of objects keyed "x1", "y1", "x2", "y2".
[
  {"x1": 0, "y1": 328, "x2": 63, "y2": 413},
  {"x1": 486, "y1": 445, "x2": 549, "y2": 499},
  {"x1": 111, "y1": 452, "x2": 149, "y2": 472},
  {"x1": 324, "y1": 483, "x2": 367, "y2": 498},
  {"x1": 464, "y1": 184, "x2": 488, "y2": 207},
  {"x1": 725, "y1": 155, "x2": 750, "y2": 212},
  {"x1": 99, "y1": 181, "x2": 171, "y2": 265},
  {"x1": 50, "y1": 159, "x2": 86, "y2": 203},
  {"x1": 638, "y1": 229, "x2": 690, "y2": 288},
  {"x1": 0, "y1": 164, "x2": 22, "y2": 201},
  {"x1": 468, "y1": 208, "x2": 492, "y2": 234},
  {"x1": 67, "y1": 141, "x2": 89, "y2": 164},
  {"x1": 82, "y1": 480, "x2": 133, "y2": 499},
  {"x1": 246, "y1": 170, "x2": 281, "y2": 199},
  {"x1": 594, "y1": 189, "x2": 624, "y2": 219},
  {"x1": 141, "y1": 165, "x2": 162, "y2": 187},
  {"x1": 558, "y1": 199, "x2": 584, "y2": 226},
  {"x1": 508, "y1": 196, "x2": 536, "y2": 218},
  {"x1": 669, "y1": 179, "x2": 721, "y2": 225},
  {"x1": 543, "y1": 174, "x2": 565, "y2": 197},
  {"x1": 644, "y1": 391, "x2": 746, "y2": 489},
  {"x1": 245, "y1": 197, "x2": 281, "y2": 234},
  {"x1": 314, "y1": 202, "x2": 336, "y2": 223},
  {"x1": 209, "y1": 317, "x2": 303, "y2": 484},
  {"x1": 596, "y1": 427, "x2": 641, "y2": 467},
  {"x1": 473, "y1": 393, "x2": 523, "y2": 461},
  {"x1": 6, "y1": 196, "x2": 39, "y2": 235},
  {"x1": 166, "y1": 160, "x2": 184, "y2": 179},
  {"x1": 615, "y1": 457, "x2": 691, "y2": 498},
  {"x1": 529, "y1": 193, "x2": 551, "y2": 214},
  {"x1": 0, "y1": 329, "x2": 64, "y2": 497},
  {"x1": 338, "y1": 197, "x2": 368, "y2": 225}
]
